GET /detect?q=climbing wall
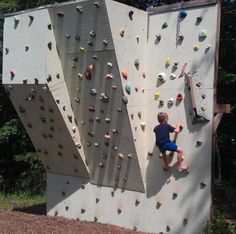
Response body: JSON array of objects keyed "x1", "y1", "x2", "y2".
[{"x1": 2, "y1": 0, "x2": 220, "y2": 233}]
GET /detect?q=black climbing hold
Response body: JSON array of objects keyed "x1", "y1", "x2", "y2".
[
  {"x1": 19, "y1": 106, "x2": 26, "y2": 113},
  {"x1": 48, "y1": 42, "x2": 52, "y2": 50},
  {"x1": 48, "y1": 24, "x2": 52, "y2": 30},
  {"x1": 128, "y1": 10, "x2": 134, "y2": 20},
  {"x1": 34, "y1": 78, "x2": 39, "y2": 84},
  {"x1": 47, "y1": 75, "x2": 52, "y2": 82},
  {"x1": 57, "y1": 12, "x2": 64, "y2": 17},
  {"x1": 23, "y1": 79, "x2": 28, "y2": 84}
]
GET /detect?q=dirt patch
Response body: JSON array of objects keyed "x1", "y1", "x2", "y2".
[{"x1": 0, "y1": 211, "x2": 146, "y2": 234}]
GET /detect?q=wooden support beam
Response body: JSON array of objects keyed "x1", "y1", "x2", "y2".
[
  {"x1": 213, "y1": 113, "x2": 223, "y2": 135},
  {"x1": 214, "y1": 103, "x2": 231, "y2": 114}
]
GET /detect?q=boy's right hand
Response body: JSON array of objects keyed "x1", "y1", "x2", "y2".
[{"x1": 175, "y1": 123, "x2": 182, "y2": 132}]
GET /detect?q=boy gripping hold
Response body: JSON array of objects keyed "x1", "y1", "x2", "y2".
[{"x1": 153, "y1": 112, "x2": 189, "y2": 172}]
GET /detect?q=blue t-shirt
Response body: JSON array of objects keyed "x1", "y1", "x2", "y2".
[{"x1": 153, "y1": 123, "x2": 175, "y2": 146}]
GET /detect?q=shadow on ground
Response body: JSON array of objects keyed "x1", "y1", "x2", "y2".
[{"x1": 13, "y1": 203, "x2": 46, "y2": 215}]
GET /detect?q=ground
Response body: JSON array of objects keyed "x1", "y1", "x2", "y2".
[{"x1": 0, "y1": 211, "x2": 146, "y2": 234}]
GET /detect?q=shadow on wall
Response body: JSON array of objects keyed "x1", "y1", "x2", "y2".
[{"x1": 145, "y1": 144, "x2": 188, "y2": 198}]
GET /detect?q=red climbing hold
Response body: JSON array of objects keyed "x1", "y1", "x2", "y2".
[
  {"x1": 176, "y1": 93, "x2": 183, "y2": 101},
  {"x1": 121, "y1": 71, "x2": 128, "y2": 79},
  {"x1": 84, "y1": 69, "x2": 91, "y2": 80},
  {"x1": 89, "y1": 64, "x2": 95, "y2": 70}
]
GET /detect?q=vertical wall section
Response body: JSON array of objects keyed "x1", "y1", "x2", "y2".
[{"x1": 2, "y1": 0, "x2": 220, "y2": 233}]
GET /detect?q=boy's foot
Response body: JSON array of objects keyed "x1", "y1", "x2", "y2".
[
  {"x1": 162, "y1": 165, "x2": 170, "y2": 171},
  {"x1": 177, "y1": 163, "x2": 189, "y2": 172}
]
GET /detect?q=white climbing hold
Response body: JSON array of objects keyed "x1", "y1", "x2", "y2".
[
  {"x1": 107, "y1": 62, "x2": 113, "y2": 68},
  {"x1": 170, "y1": 73, "x2": 176, "y2": 80},
  {"x1": 157, "y1": 72, "x2": 167, "y2": 82},
  {"x1": 168, "y1": 98, "x2": 174, "y2": 105}
]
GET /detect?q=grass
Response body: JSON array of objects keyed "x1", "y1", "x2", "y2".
[{"x1": 0, "y1": 191, "x2": 46, "y2": 212}]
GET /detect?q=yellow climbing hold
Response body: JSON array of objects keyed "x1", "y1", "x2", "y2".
[
  {"x1": 194, "y1": 44, "x2": 200, "y2": 51},
  {"x1": 154, "y1": 92, "x2": 160, "y2": 100},
  {"x1": 165, "y1": 57, "x2": 170, "y2": 67},
  {"x1": 80, "y1": 47, "x2": 85, "y2": 52}
]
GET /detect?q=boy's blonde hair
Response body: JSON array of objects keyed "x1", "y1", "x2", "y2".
[{"x1": 157, "y1": 112, "x2": 168, "y2": 123}]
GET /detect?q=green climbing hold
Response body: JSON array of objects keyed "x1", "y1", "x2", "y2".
[
  {"x1": 125, "y1": 83, "x2": 131, "y2": 95},
  {"x1": 162, "y1": 22, "x2": 168, "y2": 29}
]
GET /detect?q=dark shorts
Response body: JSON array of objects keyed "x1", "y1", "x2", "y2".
[{"x1": 158, "y1": 141, "x2": 178, "y2": 153}]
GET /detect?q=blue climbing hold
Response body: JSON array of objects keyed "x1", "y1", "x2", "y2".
[{"x1": 179, "y1": 11, "x2": 187, "y2": 19}]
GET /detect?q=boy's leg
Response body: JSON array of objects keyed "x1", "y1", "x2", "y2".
[
  {"x1": 176, "y1": 147, "x2": 189, "y2": 171},
  {"x1": 162, "y1": 151, "x2": 169, "y2": 171}
]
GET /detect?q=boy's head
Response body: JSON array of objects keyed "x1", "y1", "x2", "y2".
[{"x1": 157, "y1": 112, "x2": 168, "y2": 123}]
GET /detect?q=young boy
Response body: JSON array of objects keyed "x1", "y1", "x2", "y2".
[{"x1": 153, "y1": 112, "x2": 189, "y2": 172}]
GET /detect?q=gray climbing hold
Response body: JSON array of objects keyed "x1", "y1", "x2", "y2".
[
  {"x1": 103, "y1": 40, "x2": 108, "y2": 46},
  {"x1": 76, "y1": 6, "x2": 83, "y2": 13},
  {"x1": 122, "y1": 96, "x2": 128, "y2": 104},
  {"x1": 90, "y1": 31, "x2": 96, "y2": 37},
  {"x1": 90, "y1": 88, "x2": 97, "y2": 96}
]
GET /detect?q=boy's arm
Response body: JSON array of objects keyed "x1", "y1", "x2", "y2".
[{"x1": 173, "y1": 123, "x2": 182, "y2": 133}]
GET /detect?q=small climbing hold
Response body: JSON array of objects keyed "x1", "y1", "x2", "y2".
[
  {"x1": 123, "y1": 177, "x2": 128, "y2": 182},
  {"x1": 104, "y1": 134, "x2": 111, "y2": 140},
  {"x1": 133, "y1": 226, "x2": 137, "y2": 231},
  {"x1": 48, "y1": 42, "x2": 52, "y2": 50},
  {"x1": 202, "y1": 94, "x2": 206, "y2": 99},
  {"x1": 166, "y1": 225, "x2": 171, "y2": 232},
  {"x1": 121, "y1": 71, "x2": 128, "y2": 79},
  {"x1": 159, "y1": 100, "x2": 164, "y2": 106},
  {"x1": 122, "y1": 96, "x2": 128, "y2": 104},
  {"x1": 76, "y1": 6, "x2": 83, "y2": 13},
  {"x1": 125, "y1": 83, "x2": 131, "y2": 95},
  {"x1": 57, "y1": 12, "x2": 64, "y2": 17},
  {"x1": 157, "y1": 72, "x2": 167, "y2": 83},
  {"x1": 19, "y1": 106, "x2": 26, "y2": 113},
  {"x1": 54, "y1": 210, "x2": 58, "y2": 216},
  {"x1": 156, "y1": 201, "x2": 161, "y2": 209},
  {"x1": 183, "y1": 218, "x2": 188, "y2": 226},
  {"x1": 140, "y1": 122, "x2": 146, "y2": 131},
  {"x1": 94, "y1": 217, "x2": 98, "y2": 222},
  {"x1": 194, "y1": 44, "x2": 200, "y2": 51},
  {"x1": 156, "y1": 33, "x2": 161, "y2": 41},
  {"x1": 135, "y1": 199, "x2": 140, "y2": 206},
  {"x1": 75, "y1": 35, "x2": 80, "y2": 40},
  {"x1": 165, "y1": 57, "x2": 171, "y2": 67},
  {"x1": 72, "y1": 126, "x2": 76, "y2": 133},
  {"x1": 170, "y1": 73, "x2": 176, "y2": 80},
  {"x1": 117, "y1": 208, "x2": 122, "y2": 214},
  {"x1": 128, "y1": 153, "x2": 132, "y2": 158},
  {"x1": 107, "y1": 62, "x2": 113, "y2": 68},
  {"x1": 196, "y1": 82, "x2": 201, "y2": 87},
  {"x1": 48, "y1": 24, "x2": 52, "y2": 30},
  {"x1": 113, "y1": 146, "x2": 118, "y2": 151},
  {"x1": 84, "y1": 69, "x2": 91, "y2": 80},
  {"x1": 90, "y1": 88, "x2": 97, "y2": 96},
  {"x1": 88, "y1": 107, "x2": 95, "y2": 112},
  {"x1": 95, "y1": 117, "x2": 100, "y2": 122},
  {"x1": 47, "y1": 75, "x2": 52, "y2": 82},
  {"x1": 136, "y1": 35, "x2": 139, "y2": 43},
  {"x1": 86, "y1": 142, "x2": 91, "y2": 146},
  {"x1": 112, "y1": 129, "x2": 118, "y2": 135},
  {"x1": 138, "y1": 111, "x2": 142, "y2": 119},
  {"x1": 148, "y1": 151, "x2": 153, "y2": 156},
  {"x1": 100, "y1": 93, "x2": 109, "y2": 102},
  {"x1": 196, "y1": 141, "x2": 202, "y2": 146},
  {"x1": 142, "y1": 72, "x2": 146, "y2": 78},
  {"x1": 199, "y1": 29, "x2": 207, "y2": 39},
  {"x1": 81, "y1": 209, "x2": 85, "y2": 214},
  {"x1": 118, "y1": 153, "x2": 124, "y2": 159},
  {"x1": 78, "y1": 73, "x2": 83, "y2": 80},
  {"x1": 201, "y1": 105, "x2": 206, "y2": 111},
  {"x1": 80, "y1": 47, "x2": 85, "y2": 52},
  {"x1": 173, "y1": 62, "x2": 178, "y2": 69},
  {"x1": 176, "y1": 93, "x2": 183, "y2": 101},
  {"x1": 105, "y1": 73, "x2": 113, "y2": 79},
  {"x1": 94, "y1": 1, "x2": 100, "y2": 7},
  {"x1": 67, "y1": 115, "x2": 73, "y2": 122},
  {"x1": 128, "y1": 10, "x2": 134, "y2": 20},
  {"x1": 8, "y1": 85, "x2": 13, "y2": 90},
  {"x1": 65, "y1": 33, "x2": 71, "y2": 38},
  {"x1": 179, "y1": 11, "x2": 187, "y2": 19},
  {"x1": 25, "y1": 46, "x2": 29, "y2": 52},
  {"x1": 5, "y1": 48, "x2": 9, "y2": 55},
  {"x1": 103, "y1": 40, "x2": 108, "y2": 46},
  {"x1": 88, "y1": 41, "x2": 93, "y2": 46},
  {"x1": 196, "y1": 16, "x2": 202, "y2": 24},
  {"x1": 134, "y1": 87, "x2": 138, "y2": 92},
  {"x1": 206, "y1": 44, "x2": 211, "y2": 49},
  {"x1": 105, "y1": 117, "x2": 111, "y2": 123},
  {"x1": 142, "y1": 87, "x2": 145, "y2": 93},
  {"x1": 90, "y1": 31, "x2": 96, "y2": 37},
  {"x1": 120, "y1": 29, "x2": 125, "y2": 37},
  {"x1": 154, "y1": 92, "x2": 160, "y2": 100},
  {"x1": 96, "y1": 198, "x2": 99, "y2": 203},
  {"x1": 162, "y1": 22, "x2": 168, "y2": 29},
  {"x1": 134, "y1": 59, "x2": 140, "y2": 69},
  {"x1": 167, "y1": 177, "x2": 171, "y2": 184},
  {"x1": 10, "y1": 70, "x2": 16, "y2": 79},
  {"x1": 168, "y1": 98, "x2": 174, "y2": 106},
  {"x1": 14, "y1": 16, "x2": 20, "y2": 24},
  {"x1": 172, "y1": 192, "x2": 178, "y2": 199},
  {"x1": 76, "y1": 143, "x2": 81, "y2": 149},
  {"x1": 94, "y1": 143, "x2": 99, "y2": 147},
  {"x1": 89, "y1": 64, "x2": 95, "y2": 70},
  {"x1": 117, "y1": 164, "x2": 121, "y2": 169},
  {"x1": 200, "y1": 182, "x2": 206, "y2": 188},
  {"x1": 99, "y1": 163, "x2": 104, "y2": 168}
]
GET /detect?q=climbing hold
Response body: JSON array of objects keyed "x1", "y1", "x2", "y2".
[
  {"x1": 76, "y1": 143, "x2": 81, "y2": 149},
  {"x1": 117, "y1": 208, "x2": 122, "y2": 214},
  {"x1": 89, "y1": 64, "x2": 95, "y2": 70},
  {"x1": 94, "y1": 143, "x2": 99, "y2": 147},
  {"x1": 179, "y1": 11, "x2": 187, "y2": 19},
  {"x1": 117, "y1": 164, "x2": 121, "y2": 169},
  {"x1": 88, "y1": 41, "x2": 93, "y2": 46},
  {"x1": 134, "y1": 59, "x2": 140, "y2": 69},
  {"x1": 8, "y1": 85, "x2": 13, "y2": 90},
  {"x1": 173, "y1": 62, "x2": 178, "y2": 69},
  {"x1": 19, "y1": 106, "x2": 26, "y2": 113},
  {"x1": 76, "y1": 6, "x2": 83, "y2": 13},
  {"x1": 80, "y1": 47, "x2": 85, "y2": 52},
  {"x1": 194, "y1": 44, "x2": 200, "y2": 51},
  {"x1": 118, "y1": 153, "x2": 124, "y2": 159},
  {"x1": 156, "y1": 33, "x2": 161, "y2": 41},
  {"x1": 41, "y1": 133, "x2": 47, "y2": 139},
  {"x1": 199, "y1": 29, "x2": 207, "y2": 39},
  {"x1": 183, "y1": 218, "x2": 188, "y2": 226},
  {"x1": 48, "y1": 24, "x2": 52, "y2": 30},
  {"x1": 157, "y1": 72, "x2": 167, "y2": 83},
  {"x1": 206, "y1": 44, "x2": 211, "y2": 50},
  {"x1": 65, "y1": 33, "x2": 71, "y2": 38},
  {"x1": 202, "y1": 94, "x2": 206, "y2": 99},
  {"x1": 133, "y1": 226, "x2": 137, "y2": 231},
  {"x1": 75, "y1": 35, "x2": 80, "y2": 40},
  {"x1": 196, "y1": 82, "x2": 201, "y2": 87},
  {"x1": 78, "y1": 73, "x2": 83, "y2": 80},
  {"x1": 138, "y1": 111, "x2": 142, "y2": 119},
  {"x1": 166, "y1": 225, "x2": 171, "y2": 232},
  {"x1": 86, "y1": 142, "x2": 91, "y2": 146},
  {"x1": 196, "y1": 140, "x2": 202, "y2": 146},
  {"x1": 154, "y1": 92, "x2": 160, "y2": 100},
  {"x1": 172, "y1": 192, "x2": 178, "y2": 199},
  {"x1": 140, "y1": 122, "x2": 146, "y2": 131},
  {"x1": 90, "y1": 88, "x2": 97, "y2": 96},
  {"x1": 47, "y1": 75, "x2": 52, "y2": 82},
  {"x1": 94, "y1": 217, "x2": 98, "y2": 222},
  {"x1": 96, "y1": 198, "x2": 99, "y2": 203},
  {"x1": 99, "y1": 162, "x2": 104, "y2": 168},
  {"x1": 5, "y1": 48, "x2": 9, "y2": 55},
  {"x1": 67, "y1": 115, "x2": 73, "y2": 122},
  {"x1": 88, "y1": 107, "x2": 95, "y2": 112},
  {"x1": 104, "y1": 134, "x2": 111, "y2": 140},
  {"x1": 165, "y1": 57, "x2": 171, "y2": 67},
  {"x1": 95, "y1": 117, "x2": 100, "y2": 122},
  {"x1": 131, "y1": 113, "x2": 134, "y2": 119},
  {"x1": 81, "y1": 209, "x2": 85, "y2": 214},
  {"x1": 122, "y1": 96, "x2": 128, "y2": 104},
  {"x1": 196, "y1": 16, "x2": 202, "y2": 24},
  {"x1": 135, "y1": 87, "x2": 138, "y2": 92},
  {"x1": 200, "y1": 182, "x2": 206, "y2": 188},
  {"x1": 54, "y1": 210, "x2": 58, "y2": 216},
  {"x1": 128, "y1": 10, "x2": 134, "y2": 20},
  {"x1": 156, "y1": 201, "x2": 161, "y2": 209},
  {"x1": 125, "y1": 83, "x2": 131, "y2": 95},
  {"x1": 107, "y1": 62, "x2": 113, "y2": 68},
  {"x1": 113, "y1": 146, "x2": 118, "y2": 151},
  {"x1": 104, "y1": 118, "x2": 111, "y2": 124},
  {"x1": 136, "y1": 35, "x2": 139, "y2": 43},
  {"x1": 148, "y1": 151, "x2": 153, "y2": 156},
  {"x1": 123, "y1": 177, "x2": 128, "y2": 182},
  {"x1": 100, "y1": 93, "x2": 109, "y2": 102},
  {"x1": 90, "y1": 31, "x2": 96, "y2": 37},
  {"x1": 103, "y1": 40, "x2": 108, "y2": 46},
  {"x1": 40, "y1": 117, "x2": 46, "y2": 123},
  {"x1": 142, "y1": 72, "x2": 146, "y2": 78},
  {"x1": 176, "y1": 93, "x2": 183, "y2": 101},
  {"x1": 162, "y1": 22, "x2": 168, "y2": 29},
  {"x1": 10, "y1": 70, "x2": 16, "y2": 79},
  {"x1": 106, "y1": 74, "x2": 113, "y2": 79},
  {"x1": 168, "y1": 98, "x2": 174, "y2": 106},
  {"x1": 159, "y1": 100, "x2": 164, "y2": 106},
  {"x1": 201, "y1": 105, "x2": 206, "y2": 111},
  {"x1": 121, "y1": 71, "x2": 128, "y2": 79},
  {"x1": 94, "y1": 1, "x2": 100, "y2": 7},
  {"x1": 170, "y1": 73, "x2": 176, "y2": 80},
  {"x1": 22, "y1": 79, "x2": 28, "y2": 84},
  {"x1": 25, "y1": 46, "x2": 29, "y2": 52},
  {"x1": 84, "y1": 69, "x2": 91, "y2": 80},
  {"x1": 112, "y1": 129, "x2": 118, "y2": 135},
  {"x1": 72, "y1": 126, "x2": 76, "y2": 133},
  {"x1": 128, "y1": 153, "x2": 132, "y2": 158},
  {"x1": 57, "y1": 12, "x2": 64, "y2": 17},
  {"x1": 178, "y1": 35, "x2": 184, "y2": 41},
  {"x1": 48, "y1": 42, "x2": 52, "y2": 50},
  {"x1": 120, "y1": 29, "x2": 125, "y2": 37}
]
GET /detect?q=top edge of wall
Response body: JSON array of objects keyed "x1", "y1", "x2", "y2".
[
  {"x1": 4, "y1": 0, "x2": 88, "y2": 17},
  {"x1": 147, "y1": 0, "x2": 218, "y2": 14}
]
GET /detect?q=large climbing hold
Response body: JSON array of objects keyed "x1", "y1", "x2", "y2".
[
  {"x1": 121, "y1": 71, "x2": 128, "y2": 79},
  {"x1": 179, "y1": 11, "x2": 187, "y2": 19},
  {"x1": 125, "y1": 83, "x2": 131, "y2": 95},
  {"x1": 157, "y1": 72, "x2": 167, "y2": 83},
  {"x1": 84, "y1": 69, "x2": 91, "y2": 80}
]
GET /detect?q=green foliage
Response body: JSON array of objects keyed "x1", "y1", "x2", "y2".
[{"x1": 202, "y1": 210, "x2": 234, "y2": 234}]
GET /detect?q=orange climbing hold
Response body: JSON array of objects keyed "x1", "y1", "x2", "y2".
[{"x1": 121, "y1": 71, "x2": 128, "y2": 79}]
